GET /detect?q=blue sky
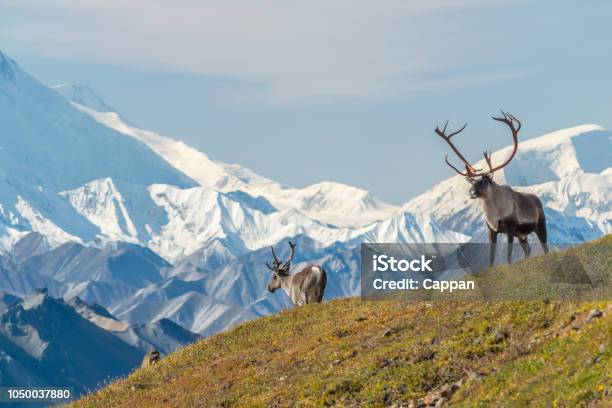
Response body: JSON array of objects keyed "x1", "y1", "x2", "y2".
[{"x1": 1, "y1": 0, "x2": 611, "y2": 203}]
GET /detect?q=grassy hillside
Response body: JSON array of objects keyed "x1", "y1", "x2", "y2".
[{"x1": 72, "y1": 237, "x2": 611, "y2": 407}]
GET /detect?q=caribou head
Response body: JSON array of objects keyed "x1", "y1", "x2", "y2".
[{"x1": 265, "y1": 241, "x2": 296, "y2": 293}]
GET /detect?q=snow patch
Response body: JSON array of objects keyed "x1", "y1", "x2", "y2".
[
  {"x1": 15, "y1": 197, "x2": 81, "y2": 246},
  {"x1": 59, "y1": 178, "x2": 139, "y2": 242}
]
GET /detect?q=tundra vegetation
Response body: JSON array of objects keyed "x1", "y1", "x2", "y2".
[{"x1": 72, "y1": 236, "x2": 611, "y2": 407}]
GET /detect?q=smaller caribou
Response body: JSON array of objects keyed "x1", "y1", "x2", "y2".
[{"x1": 266, "y1": 241, "x2": 327, "y2": 306}]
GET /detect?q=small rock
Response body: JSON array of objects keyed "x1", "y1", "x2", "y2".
[
  {"x1": 586, "y1": 309, "x2": 603, "y2": 323},
  {"x1": 141, "y1": 349, "x2": 161, "y2": 368},
  {"x1": 382, "y1": 328, "x2": 393, "y2": 337}
]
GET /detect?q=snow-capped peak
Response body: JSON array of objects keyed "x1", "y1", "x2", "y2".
[
  {"x1": 59, "y1": 178, "x2": 139, "y2": 243},
  {"x1": 52, "y1": 84, "x2": 116, "y2": 113},
  {"x1": 484, "y1": 124, "x2": 609, "y2": 185},
  {"x1": 517, "y1": 124, "x2": 603, "y2": 149},
  {"x1": 59, "y1": 90, "x2": 398, "y2": 228}
]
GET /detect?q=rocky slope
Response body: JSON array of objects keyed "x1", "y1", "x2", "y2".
[{"x1": 0, "y1": 290, "x2": 200, "y2": 397}]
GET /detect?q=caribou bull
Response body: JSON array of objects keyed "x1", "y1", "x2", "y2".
[{"x1": 434, "y1": 111, "x2": 549, "y2": 266}]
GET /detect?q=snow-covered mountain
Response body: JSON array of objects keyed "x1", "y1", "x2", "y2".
[
  {"x1": 0, "y1": 53, "x2": 439, "y2": 262},
  {"x1": 68, "y1": 96, "x2": 398, "y2": 228},
  {"x1": 0, "y1": 51, "x2": 196, "y2": 254},
  {"x1": 1, "y1": 51, "x2": 609, "y2": 258},
  {"x1": 58, "y1": 83, "x2": 610, "y2": 262}
]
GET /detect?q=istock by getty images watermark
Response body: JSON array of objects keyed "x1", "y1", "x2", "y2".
[{"x1": 360, "y1": 243, "x2": 611, "y2": 301}]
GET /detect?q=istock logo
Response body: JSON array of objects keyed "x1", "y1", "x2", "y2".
[{"x1": 372, "y1": 254, "x2": 434, "y2": 272}]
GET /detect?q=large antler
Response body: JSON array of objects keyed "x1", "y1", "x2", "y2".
[
  {"x1": 434, "y1": 121, "x2": 480, "y2": 178},
  {"x1": 482, "y1": 111, "x2": 521, "y2": 175},
  {"x1": 266, "y1": 245, "x2": 281, "y2": 270},
  {"x1": 434, "y1": 111, "x2": 521, "y2": 179},
  {"x1": 282, "y1": 241, "x2": 296, "y2": 269},
  {"x1": 267, "y1": 241, "x2": 296, "y2": 271}
]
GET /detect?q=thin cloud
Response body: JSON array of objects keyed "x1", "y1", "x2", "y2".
[{"x1": 0, "y1": 0, "x2": 514, "y2": 100}]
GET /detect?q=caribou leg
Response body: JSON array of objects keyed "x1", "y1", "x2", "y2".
[
  {"x1": 536, "y1": 216, "x2": 549, "y2": 254},
  {"x1": 519, "y1": 236, "x2": 531, "y2": 260},
  {"x1": 488, "y1": 226, "x2": 498, "y2": 267},
  {"x1": 506, "y1": 233, "x2": 515, "y2": 264}
]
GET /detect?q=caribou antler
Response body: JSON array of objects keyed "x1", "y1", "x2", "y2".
[
  {"x1": 270, "y1": 246, "x2": 280, "y2": 266},
  {"x1": 282, "y1": 241, "x2": 296, "y2": 269},
  {"x1": 484, "y1": 111, "x2": 520, "y2": 175},
  {"x1": 268, "y1": 241, "x2": 296, "y2": 271},
  {"x1": 434, "y1": 121, "x2": 480, "y2": 178},
  {"x1": 434, "y1": 111, "x2": 521, "y2": 179}
]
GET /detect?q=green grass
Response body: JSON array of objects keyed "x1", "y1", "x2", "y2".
[{"x1": 72, "y1": 236, "x2": 611, "y2": 407}]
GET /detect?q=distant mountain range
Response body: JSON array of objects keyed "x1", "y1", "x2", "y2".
[
  {"x1": 0, "y1": 49, "x2": 610, "y2": 394},
  {"x1": 0, "y1": 289, "x2": 199, "y2": 396}
]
